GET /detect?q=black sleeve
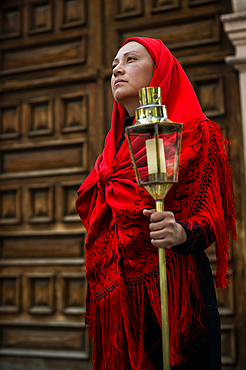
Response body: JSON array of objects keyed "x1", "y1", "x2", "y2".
[{"x1": 171, "y1": 221, "x2": 214, "y2": 256}]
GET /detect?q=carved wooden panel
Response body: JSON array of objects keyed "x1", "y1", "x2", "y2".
[
  {"x1": 192, "y1": 75, "x2": 225, "y2": 117},
  {"x1": 26, "y1": 273, "x2": 55, "y2": 315},
  {"x1": 1, "y1": 325, "x2": 88, "y2": 353},
  {"x1": 0, "y1": 5, "x2": 22, "y2": 39},
  {"x1": 0, "y1": 102, "x2": 21, "y2": 140},
  {"x1": 0, "y1": 139, "x2": 86, "y2": 179},
  {"x1": 1, "y1": 234, "x2": 85, "y2": 260},
  {"x1": 152, "y1": 0, "x2": 180, "y2": 13},
  {"x1": 121, "y1": 14, "x2": 220, "y2": 50},
  {"x1": 0, "y1": 186, "x2": 21, "y2": 225},
  {"x1": 189, "y1": 0, "x2": 218, "y2": 6},
  {"x1": 0, "y1": 273, "x2": 21, "y2": 313},
  {"x1": 0, "y1": 36, "x2": 86, "y2": 75},
  {"x1": 60, "y1": 0, "x2": 86, "y2": 29},
  {"x1": 27, "y1": 184, "x2": 54, "y2": 224},
  {"x1": 25, "y1": 97, "x2": 54, "y2": 137},
  {"x1": 60, "y1": 272, "x2": 86, "y2": 315},
  {"x1": 28, "y1": 0, "x2": 53, "y2": 35},
  {"x1": 221, "y1": 325, "x2": 236, "y2": 365},
  {"x1": 59, "y1": 92, "x2": 88, "y2": 133},
  {"x1": 116, "y1": 0, "x2": 143, "y2": 18},
  {"x1": 60, "y1": 181, "x2": 81, "y2": 222}
]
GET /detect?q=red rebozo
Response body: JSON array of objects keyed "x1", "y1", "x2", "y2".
[{"x1": 76, "y1": 37, "x2": 236, "y2": 369}]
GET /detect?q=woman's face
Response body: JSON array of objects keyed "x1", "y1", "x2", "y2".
[{"x1": 111, "y1": 41, "x2": 154, "y2": 116}]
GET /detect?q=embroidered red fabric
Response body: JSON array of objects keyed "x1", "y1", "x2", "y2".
[{"x1": 76, "y1": 37, "x2": 236, "y2": 369}]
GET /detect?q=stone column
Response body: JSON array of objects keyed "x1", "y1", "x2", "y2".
[{"x1": 221, "y1": 9, "x2": 246, "y2": 185}]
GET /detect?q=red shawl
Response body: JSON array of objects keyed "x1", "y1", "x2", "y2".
[{"x1": 76, "y1": 37, "x2": 236, "y2": 369}]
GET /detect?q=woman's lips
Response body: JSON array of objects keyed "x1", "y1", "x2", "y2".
[{"x1": 114, "y1": 79, "x2": 127, "y2": 86}]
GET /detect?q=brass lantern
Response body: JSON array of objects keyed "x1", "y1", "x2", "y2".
[{"x1": 125, "y1": 87, "x2": 183, "y2": 370}]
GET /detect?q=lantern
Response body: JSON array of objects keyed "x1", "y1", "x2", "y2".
[{"x1": 125, "y1": 87, "x2": 183, "y2": 370}]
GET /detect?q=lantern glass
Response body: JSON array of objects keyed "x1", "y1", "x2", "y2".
[{"x1": 126, "y1": 122, "x2": 182, "y2": 186}]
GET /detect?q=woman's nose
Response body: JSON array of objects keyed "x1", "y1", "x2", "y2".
[{"x1": 113, "y1": 63, "x2": 125, "y2": 76}]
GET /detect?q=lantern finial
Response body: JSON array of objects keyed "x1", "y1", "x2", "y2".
[{"x1": 135, "y1": 87, "x2": 167, "y2": 123}]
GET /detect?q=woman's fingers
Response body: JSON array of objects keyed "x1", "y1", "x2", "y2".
[
  {"x1": 143, "y1": 208, "x2": 155, "y2": 217},
  {"x1": 143, "y1": 209, "x2": 187, "y2": 248}
]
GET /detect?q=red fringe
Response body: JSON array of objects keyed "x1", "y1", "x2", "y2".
[
  {"x1": 88, "y1": 249, "x2": 203, "y2": 369},
  {"x1": 166, "y1": 120, "x2": 236, "y2": 288}
]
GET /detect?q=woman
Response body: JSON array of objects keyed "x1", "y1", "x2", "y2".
[{"x1": 76, "y1": 37, "x2": 236, "y2": 370}]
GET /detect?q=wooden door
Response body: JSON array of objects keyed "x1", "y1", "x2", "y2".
[
  {"x1": 0, "y1": 0, "x2": 104, "y2": 369},
  {"x1": 0, "y1": 1, "x2": 245, "y2": 370}
]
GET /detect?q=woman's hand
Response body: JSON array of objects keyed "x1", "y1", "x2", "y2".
[{"x1": 143, "y1": 209, "x2": 187, "y2": 249}]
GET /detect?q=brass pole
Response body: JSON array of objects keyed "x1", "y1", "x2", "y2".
[{"x1": 156, "y1": 199, "x2": 170, "y2": 370}]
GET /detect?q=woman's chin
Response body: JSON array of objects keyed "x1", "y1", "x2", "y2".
[{"x1": 114, "y1": 93, "x2": 139, "y2": 113}]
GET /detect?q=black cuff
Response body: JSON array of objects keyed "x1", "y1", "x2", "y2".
[{"x1": 171, "y1": 221, "x2": 210, "y2": 256}]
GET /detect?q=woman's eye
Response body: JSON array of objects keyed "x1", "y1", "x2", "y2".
[
  {"x1": 127, "y1": 56, "x2": 135, "y2": 62},
  {"x1": 112, "y1": 64, "x2": 117, "y2": 70}
]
